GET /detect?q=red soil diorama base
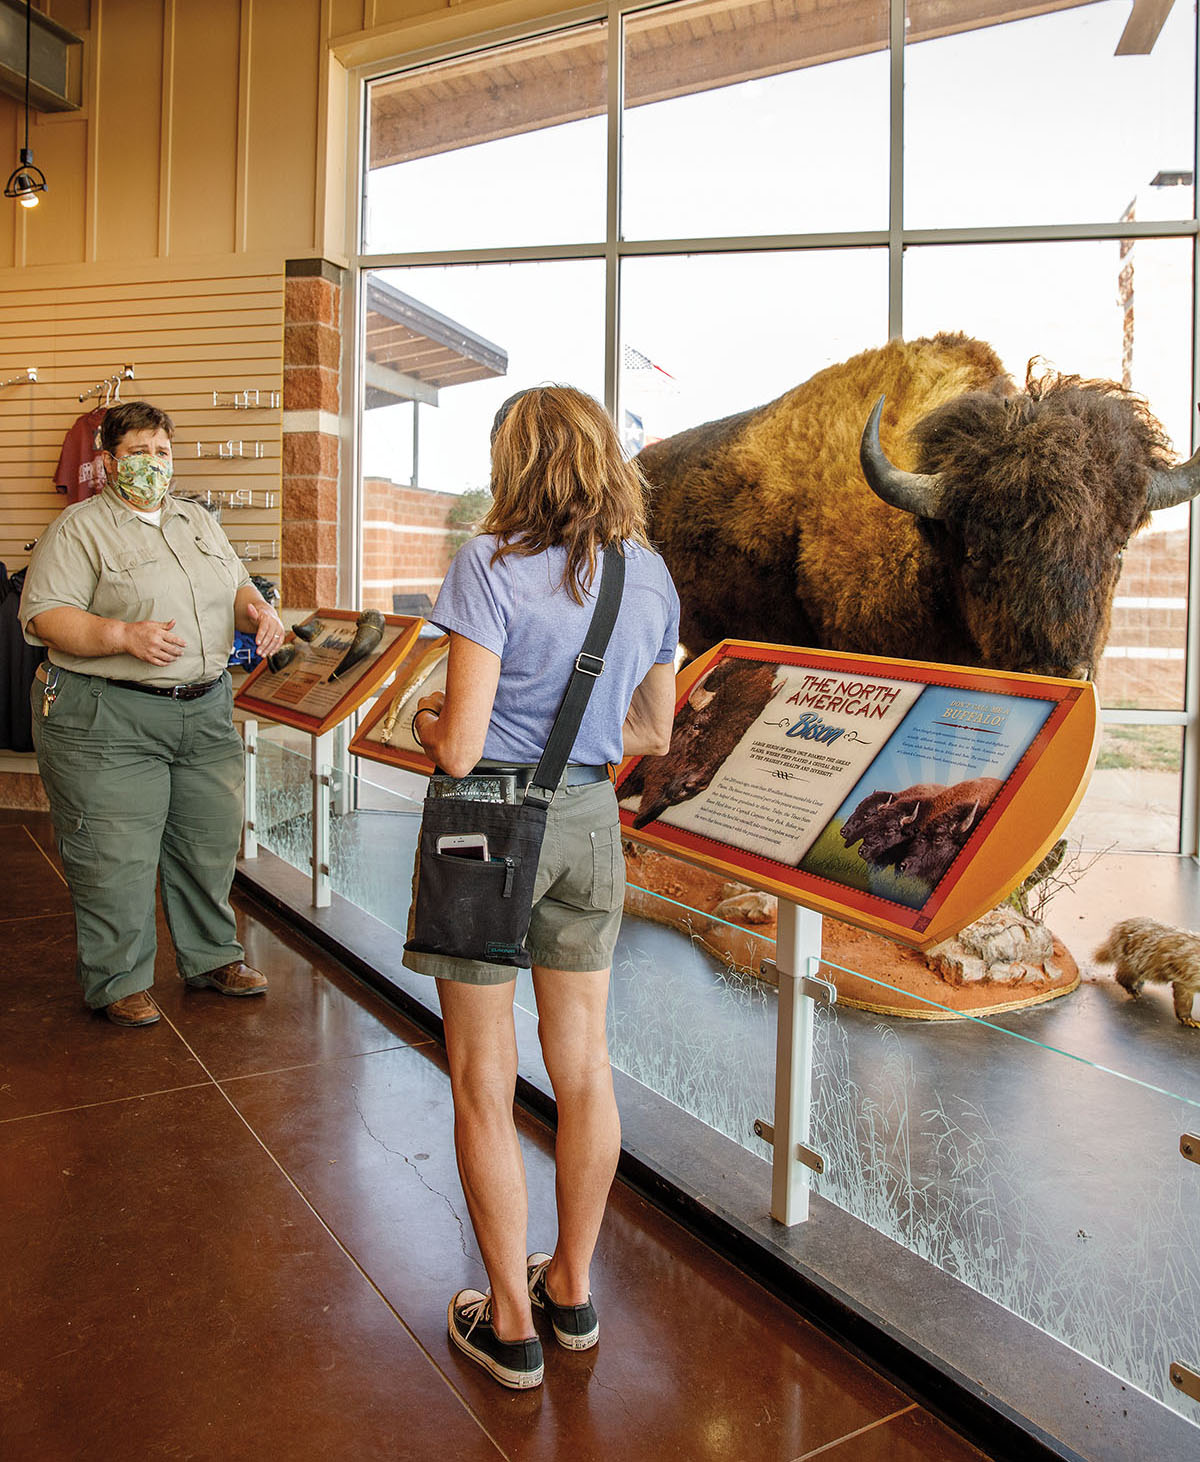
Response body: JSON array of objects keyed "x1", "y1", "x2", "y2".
[{"x1": 623, "y1": 845, "x2": 1079, "y2": 1020}]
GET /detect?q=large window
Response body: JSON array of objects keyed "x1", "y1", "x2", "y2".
[
  {"x1": 904, "y1": 0, "x2": 1196, "y2": 229},
  {"x1": 622, "y1": 0, "x2": 890, "y2": 239},
  {"x1": 357, "y1": 0, "x2": 1199, "y2": 853}
]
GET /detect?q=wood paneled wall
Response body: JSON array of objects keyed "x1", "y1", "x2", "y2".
[
  {"x1": 0, "y1": 0, "x2": 338, "y2": 272},
  {"x1": 0, "y1": 258, "x2": 283, "y2": 582}
]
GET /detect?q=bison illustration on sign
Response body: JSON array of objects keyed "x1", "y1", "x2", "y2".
[
  {"x1": 618, "y1": 657, "x2": 781, "y2": 829},
  {"x1": 895, "y1": 777, "x2": 1004, "y2": 887},
  {"x1": 638, "y1": 333, "x2": 1200, "y2": 677},
  {"x1": 841, "y1": 782, "x2": 946, "y2": 869}
]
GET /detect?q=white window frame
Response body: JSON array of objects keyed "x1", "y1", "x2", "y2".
[{"x1": 345, "y1": 0, "x2": 1200, "y2": 854}]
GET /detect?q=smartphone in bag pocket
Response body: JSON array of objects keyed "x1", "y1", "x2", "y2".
[{"x1": 436, "y1": 832, "x2": 490, "y2": 860}]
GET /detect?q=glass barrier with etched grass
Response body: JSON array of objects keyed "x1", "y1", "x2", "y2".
[{"x1": 252, "y1": 732, "x2": 421, "y2": 934}]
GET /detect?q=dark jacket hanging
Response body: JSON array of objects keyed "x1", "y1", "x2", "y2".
[{"x1": 0, "y1": 564, "x2": 45, "y2": 753}]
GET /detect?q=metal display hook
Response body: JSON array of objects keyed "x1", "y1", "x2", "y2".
[{"x1": 78, "y1": 364, "x2": 135, "y2": 405}]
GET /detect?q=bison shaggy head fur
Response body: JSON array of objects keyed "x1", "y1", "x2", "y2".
[
  {"x1": 907, "y1": 371, "x2": 1169, "y2": 678},
  {"x1": 840, "y1": 782, "x2": 945, "y2": 867}
]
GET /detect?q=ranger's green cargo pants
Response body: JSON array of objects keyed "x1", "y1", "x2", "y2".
[{"x1": 31, "y1": 668, "x2": 245, "y2": 1009}]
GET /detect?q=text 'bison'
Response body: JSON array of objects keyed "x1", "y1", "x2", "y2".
[{"x1": 638, "y1": 333, "x2": 1200, "y2": 679}]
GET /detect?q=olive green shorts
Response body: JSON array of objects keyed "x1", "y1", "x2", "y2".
[{"x1": 402, "y1": 778, "x2": 625, "y2": 986}]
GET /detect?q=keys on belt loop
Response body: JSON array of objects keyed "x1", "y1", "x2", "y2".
[{"x1": 41, "y1": 664, "x2": 60, "y2": 717}]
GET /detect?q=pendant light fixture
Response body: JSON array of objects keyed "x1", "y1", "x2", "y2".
[{"x1": 4, "y1": 1, "x2": 48, "y2": 209}]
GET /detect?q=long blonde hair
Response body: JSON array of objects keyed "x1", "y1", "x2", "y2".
[{"x1": 479, "y1": 385, "x2": 650, "y2": 604}]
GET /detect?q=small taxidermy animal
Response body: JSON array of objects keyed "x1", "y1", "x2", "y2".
[{"x1": 1093, "y1": 918, "x2": 1200, "y2": 1029}]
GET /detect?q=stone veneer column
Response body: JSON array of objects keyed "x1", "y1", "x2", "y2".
[{"x1": 282, "y1": 258, "x2": 344, "y2": 609}]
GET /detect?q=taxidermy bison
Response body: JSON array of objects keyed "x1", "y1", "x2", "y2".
[
  {"x1": 619, "y1": 658, "x2": 781, "y2": 828},
  {"x1": 638, "y1": 333, "x2": 1200, "y2": 678}
]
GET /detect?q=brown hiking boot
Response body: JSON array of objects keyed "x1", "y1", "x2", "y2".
[
  {"x1": 185, "y1": 961, "x2": 268, "y2": 996},
  {"x1": 105, "y1": 991, "x2": 161, "y2": 1027}
]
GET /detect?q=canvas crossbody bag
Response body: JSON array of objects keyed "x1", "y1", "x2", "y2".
[{"x1": 404, "y1": 546, "x2": 626, "y2": 968}]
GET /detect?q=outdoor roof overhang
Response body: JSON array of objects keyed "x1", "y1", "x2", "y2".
[
  {"x1": 364, "y1": 276, "x2": 508, "y2": 409},
  {"x1": 368, "y1": 0, "x2": 1148, "y2": 170}
]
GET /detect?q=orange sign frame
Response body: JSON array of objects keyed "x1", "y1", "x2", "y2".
[
  {"x1": 347, "y1": 632, "x2": 450, "y2": 774},
  {"x1": 616, "y1": 640, "x2": 1099, "y2": 951}
]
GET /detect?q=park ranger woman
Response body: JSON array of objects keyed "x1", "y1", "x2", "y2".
[{"x1": 19, "y1": 400, "x2": 287, "y2": 1027}]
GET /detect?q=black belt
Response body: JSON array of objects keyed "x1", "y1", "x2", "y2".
[
  {"x1": 480, "y1": 764, "x2": 610, "y2": 788},
  {"x1": 107, "y1": 677, "x2": 221, "y2": 702}
]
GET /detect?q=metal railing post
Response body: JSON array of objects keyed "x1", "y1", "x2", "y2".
[
  {"x1": 311, "y1": 731, "x2": 332, "y2": 908},
  {"x1": 756, "y1": 898, "x2": 835, "y2": 1225},
  {"x1": 241, "y1": 718, "x2": 258, "y2": 860}
]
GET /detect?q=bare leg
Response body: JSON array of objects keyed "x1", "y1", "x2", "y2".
[
  {"x1": 436, "y1": 977, "x2": 536, "y2": 1342},
  {"x1": 531, "y1": 965, "x2": 620, "y2": 1306}
]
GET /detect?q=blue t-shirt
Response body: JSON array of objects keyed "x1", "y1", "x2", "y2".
[{"x1": 431, "y1": 535, "x2": 679, "y2": 766}]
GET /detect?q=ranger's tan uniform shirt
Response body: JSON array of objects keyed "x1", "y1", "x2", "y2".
[{"x1": 19, "y1": 487, "x2": 251, "y2": 686}]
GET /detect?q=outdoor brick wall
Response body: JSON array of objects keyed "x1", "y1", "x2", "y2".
[
  {"x1": 1095, "y1": 528, "x2": 1188, "y2": 708},
  {"x1": 281, "y1": 258, "x2": 342, "y2": 609},
  {"x1": 361, "y1": 478, "x2": 461, "y2": 614}
]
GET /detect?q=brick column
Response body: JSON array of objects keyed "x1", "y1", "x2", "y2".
[{"x1": 282, "y1": 258, "x2": 343, "y2": 609}]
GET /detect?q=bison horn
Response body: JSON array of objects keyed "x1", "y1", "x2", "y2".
[
  {"x1": 687, "y1": 665, "x2": 717, "y2": 712},
  {"x1": 267, "y1": 644, "x2": 297, "y2": 674},
  {"x1": 1146, "y1": 444, "x2": 1200, "y2": 513},
  {"x1": 859, "y1": 396, "x2": 948, "y2": 521},
  {"x1": 292, "y1": 618, "x2": 323, "y2": 643},
  {"x1": 329, "y1": 609, "x2": 386, "y2": 680}
]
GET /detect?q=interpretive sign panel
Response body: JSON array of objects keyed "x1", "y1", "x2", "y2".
[
  {"x1": 233, "y1": 609, "x2": 422, "y2": 735},
  {"x1": 347, "y1": 632, "x2": 451, "y2": 775},
  {"x1": 616, "y1": 640, "x2": 1098, "y2": 950}
]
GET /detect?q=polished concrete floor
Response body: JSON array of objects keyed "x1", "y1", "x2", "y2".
[{"x1": 0, "y1": 810, "x2": 988, "y2": 1462}]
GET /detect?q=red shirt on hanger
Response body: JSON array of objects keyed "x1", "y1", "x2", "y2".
[{"x1": 54, "y1": 407, "x2": 107, "y2": 503}]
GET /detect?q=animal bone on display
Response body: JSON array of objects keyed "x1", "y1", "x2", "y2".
[{"x1": 330, "y1": 609, "x2": 386, "y2": 680}]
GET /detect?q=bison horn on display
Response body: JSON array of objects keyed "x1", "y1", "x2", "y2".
[
  {"x1": 637, "y1": 333, "x2": 1200, "y2": 679},
  {"x1": 330, "y1": 610, "x2": 386, "y2": 680}
]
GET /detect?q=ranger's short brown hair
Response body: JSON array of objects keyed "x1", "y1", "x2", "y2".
[{"x1": 100, "y1": 401, "x2": 175, "y2": 454}]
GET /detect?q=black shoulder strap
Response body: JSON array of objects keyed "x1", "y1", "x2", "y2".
[{"x1": 525, "y1": 546, "x2": 626, "y2": 806}]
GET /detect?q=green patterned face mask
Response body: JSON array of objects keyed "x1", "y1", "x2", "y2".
[{"x1": 112, "y1": 453, "x2": 172, "y2": 510}]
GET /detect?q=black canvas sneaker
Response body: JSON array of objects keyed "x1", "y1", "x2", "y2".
[
  {"x1": 526, "y1": 1253, "x2": 600, "y2": 1350},
  {"x1": 448, "y1": 1289, "x2": 544, "y2": 1389}
]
